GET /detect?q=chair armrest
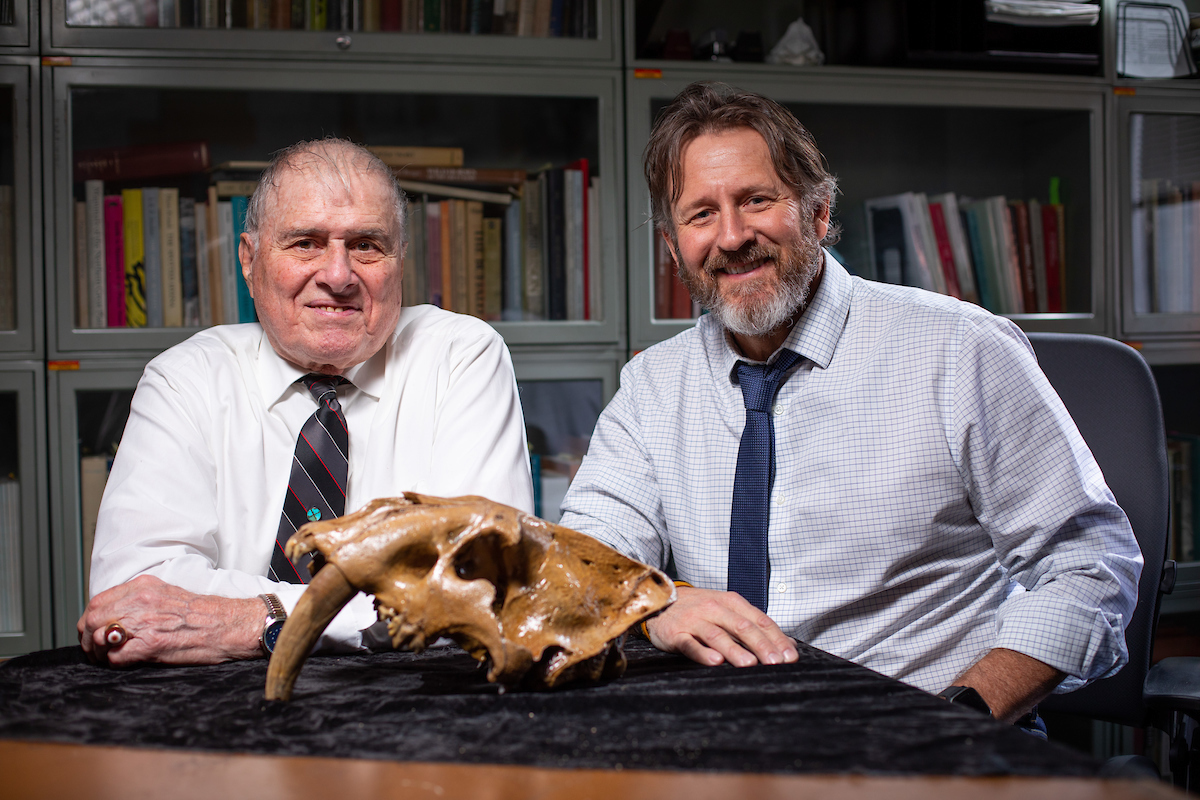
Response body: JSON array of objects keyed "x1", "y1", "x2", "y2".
[{"x1": 1145, "y1": 657, "x2": 1200, "y2": 712}]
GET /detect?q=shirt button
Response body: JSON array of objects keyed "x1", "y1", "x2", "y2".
[
  {"x1": 772, "y1": 404, "x2": 785, "y2": 416},
  {"x1": 777, "y1": 582, "x2": 788, "y2": 593},
  {"x1": 776, "y1": 494, "x2": 787, "y2": 506}
]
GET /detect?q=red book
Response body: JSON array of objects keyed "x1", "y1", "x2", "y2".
[
  {"x1": 670, "y1": 272, "x2": 692, "y2": 319},
  {"x1": 103, "y1": 196, "x2": 126, "y2": 327},
  {"x1": 565, "y1": 158, "x2": 589, "y2": 319},
  {"x1": 1009, "y1": 201, "x2": 1037, "y2": 312},
  {"x1": 654, "y1": 234, "x2": 672, "y2": 319},
  {"x1": 74, "y1": 141, "x2": 211, "y2": 184},
  {"x1": 927, "y1": 202, "x2": 962, "y2": 299},
  {"x1": 380, "y1": 0, "x2": 401, "y2": 29},
  {"x1": 1042, "y1": 203, "x2": 1063, "y2": 313}
]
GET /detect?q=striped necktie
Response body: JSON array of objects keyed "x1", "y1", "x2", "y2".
[
  {"x1": 727, "y1": 349, "x2": 802, "y2": 612},
  {"x1": 270, "y1": 374, "x2": 350, "y2": 584}
]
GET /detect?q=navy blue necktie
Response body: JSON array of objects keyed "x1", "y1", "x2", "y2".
[
  {"x1": 727, "y1": 349, "x2": 802, "y2": 612},
  {"x1": 270, "y1": 374, "x2": 349, "y2": 584}
]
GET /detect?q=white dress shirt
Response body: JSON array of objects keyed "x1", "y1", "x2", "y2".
[
  {"x1": 561, "y1": 252, "x2": 1142, "y2": 694},
  {"x1": 92, "y1": 305, "x2": 534, "y2": 651}
]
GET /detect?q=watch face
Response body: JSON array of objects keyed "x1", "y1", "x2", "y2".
[{"x1": 263, "y1": 619, "x2": 286, "y2": 654}]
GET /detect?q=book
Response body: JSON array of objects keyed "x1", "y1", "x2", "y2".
[
  {"x1": 424, "y1": 198, "x2": 443, "y2": 308},
  {"x1": 380, "y1": 0, "x2": 399, "y2": 28},
  {"x1": 367, "y1": 146, "x2": 464, "y2": 168},
  {"x1": 588, "y1": 178, "x2": 601, "y2": 321},
  {"x1": 141, "y1": 187, "x2": 163, "y2": 327},
  {"x1": 394, "y1": 179, "x2": 512, "y2": 206},
  {"x1": 522, "y1": 176, "x2": 545, "y2": 319},
  {"x1": 926, "y1": 200, "x2": 961, "y2": 299},
  {"x1": 85, "y1": 180, "x2": 107, "y2": 328},
  {"x1": 194, "y1": 200, "x2": 212, "y2": 327},
  {"x1": 669, "y1": 259, "x2": 691, "y2": 319},
  {"x1": 563, "y1": 166, "x2": 584, "y2": 320},
  {"x1": 79, "y1": 455, "x2": 112, "y2": 599},
  {"x1": 440, "y1": 199, "x2": 453, "y2": 311},
  {"x1": 654, "y1": 232, "x2": 672, "y2": 319},
  {"x1": 451, "y1": 199, "x2": 470, "y2": 315},
  {"x1": 75, "y1": 200, "x2": 89, "y2": 328},
  {"x1": 929, "y1": 193, "x2": 978, "y2": 305},
  {"x1": 206, "y1": 186, "x2": 225, "y2": 325},
  {"x1": 362, "y1": 0, "x2": 379, "y2": 29},
  {"x1": 911, "y1": 193, "x2": 947, "y2": 296},
  {"x1": 1042, "y1": 202, "x2": 1064, "y2": 313},
  {"x1": 74, "y1": 141, "x2": 211, "y2": 183},
  {"x1": 544, "y1": 168, "x2": 566, "y2": 320},
  {"x1": 992, "y1": 197, "x2": 1022, "y2": 313},
  {"x1": 307, "y1": 0, "x2": 326, "y2": 29},
  {"x1": 218, "y1": 201, "x2": 238, "y2": 324},
  {"x1": 864, "y1": 193, "x2": 934, "y2": 291},
  {"x1": 406, "y1": 198, "x2": 427, "y2": 306},
  {"x1": 1008, "y1": 200, "x2": 1037, "y2": 312},
  {"x1": 121, "y1": 188, "x2": 147, "y2": 328},
  {"x1": 483, "y1": 216, "x2": 502, "y2": 320},
  {"x1": 1028, "y1": 198, "x2": 1048, "y2": 313},
  {"x1": 393, "y1": 166, "x2": 525, "y2": 185},
  {"x1": 215, "y1": 180, "x2": 258, "y2": 198},
  {"x1": 160, "y1": 188, "x2": 183, "y2": 327},
  {"x1": 467, "y1": 200, "x2": 484, "y2": 317},
  {"x1": 502, "y1": 198, "x2": 523, "y2": 320},
  {"x1": 104, "y1": 195, "x2": 126, "y2": 327},
  {"x1": 179, "y1": 196, "x2": 200, "y2": 326},
  {"x1": 960, "y1": 200, "x2": 998, "y2": 313},
  {"x1": 230, "y1": 196, "x2": 256, "y2": 323}
]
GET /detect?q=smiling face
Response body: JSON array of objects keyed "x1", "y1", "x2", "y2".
[
  {"x1": 240, "y1": 152, "x2": 404, "y2": 375},
  {"x1": 668, "y1": 127, "x2": 829, "y2": 358}
]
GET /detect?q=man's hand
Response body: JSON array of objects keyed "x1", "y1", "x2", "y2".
[
  {"x1": 645, "y1": 586, "x2": 799, "y2": 667},
  {"x1": 77, "y1": 575, "x2": 266, "y2": 667},
  {"x1": 949, "y1": 648, "x2": 1066, "y2": 724}
]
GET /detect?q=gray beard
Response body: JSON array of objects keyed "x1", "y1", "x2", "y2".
[{"x1": 679, "y1": 231, "x2": 824, "y2": 338}]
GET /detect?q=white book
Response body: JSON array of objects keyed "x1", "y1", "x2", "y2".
[
  {"x1": 987, "y1": 196, "x2": 1020, "y2": 314},
  {"x1": 160, "y1": 188, "x2": 183, "y2": 327},
  {"x1": 141, "y1": 188, "x2": 164, "y2": 327},
  {"x1": 911, "y1": 192, "x2": 947, "y2": 295},
  {"x1": 588, "y1": 179, "x2": 601, "y2": 321},
  {"x1": 195, "y1": 202, "x2": 213, "y2": 327},
  {"x1": 85, "y1": 180, "x2": 107, "y2": 328},
  {"x1": 218, "y1": 201, "x2": 238, "y2": 324}
]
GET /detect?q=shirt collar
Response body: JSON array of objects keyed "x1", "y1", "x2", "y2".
[
  {"x1": 702, "y1": 248, "x2": 853, "y2": 386},
  {"x1": 258, "y1": 328, "x2": 389, "y2": 408}
]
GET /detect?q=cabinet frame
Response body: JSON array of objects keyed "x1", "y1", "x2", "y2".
[
  {"x1": 624, "y1": 66, "x2": 1110, "y2": 352},
  {"x1": 0, "y1": 58, "x2": 40, "y2": 357},
  {"x1": 0, "y1": 0, "x2": 32, "y2": 49},
  {"x1": 1113, "y1": 86, "x2": 1200, "y2": 341},
  {"x1": 45, "y1": 58, "x2": 626, "y2": 359},
  {"x1": 0, "y1": 363, "x2": 49, "y2": 656},
  {"x1": 44, "y1": 0, "x2": 621, "y2": 66}
]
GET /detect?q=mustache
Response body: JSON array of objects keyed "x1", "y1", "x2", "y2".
[{"x1": 702, "y1": 242, "x2": 780, "y2": 275}]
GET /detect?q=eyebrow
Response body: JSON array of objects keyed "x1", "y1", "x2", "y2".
[{"x1": 277, "y1": 227, "x2": 395, "y2": 242}]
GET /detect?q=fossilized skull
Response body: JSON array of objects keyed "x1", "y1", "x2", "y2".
[{"x1": 264, "y1": 493, "x2": 675, "y2": 701}]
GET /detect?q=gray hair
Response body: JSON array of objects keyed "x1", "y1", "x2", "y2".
[{"x1": 243, "y1": 137, "x2": 408, "y2": 249}]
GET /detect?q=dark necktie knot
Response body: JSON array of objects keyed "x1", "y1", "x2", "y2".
[
  {"x1": 736, "y1": 350, "x2": 802, "y2": 413},
  {"x1": 301, "y1": 374, "x2": 348, "y2": 410}
]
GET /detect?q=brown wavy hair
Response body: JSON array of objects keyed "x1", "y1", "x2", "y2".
[{"x1": 644, "y1": 81, "x2": 839, "y2": 245}]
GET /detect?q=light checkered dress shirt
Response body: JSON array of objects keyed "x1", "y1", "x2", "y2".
[{"x1": 561, "y1": 253, "x2": 1142, "y2": 694}]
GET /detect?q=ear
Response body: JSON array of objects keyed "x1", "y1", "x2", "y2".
[
  {"x1": 238, "y1": 232, "x2": 255, "y2": 299},
  {"x1": 813, "y1": 201, "x2": 831, "y2": 242},
  {"x1": 661, "y1": 230, "x2": 680, "y2": 269}
]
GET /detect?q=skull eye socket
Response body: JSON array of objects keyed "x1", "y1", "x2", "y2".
[
  {"x1": 393, "y1": 542, "x2": 439, "y2": 580},
  {"x1": 453, "y1": 533, "x2": 515, "y2": 614}
]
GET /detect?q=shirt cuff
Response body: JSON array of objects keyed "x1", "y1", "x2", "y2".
[{"x1": 993, "y1": 591, "x2": 1128, "y2": 693}]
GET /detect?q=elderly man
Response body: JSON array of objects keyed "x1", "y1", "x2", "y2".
[
  {"x1": 560, "y1": 82, "x2": 1142, "y2": 727},
  {"x1": 79, "y1": 138, "x2": 533, "y2": 665}
]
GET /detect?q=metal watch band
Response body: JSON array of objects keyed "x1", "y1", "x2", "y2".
[
  {"x1": 258, "y1": 593, "x2": 287, "y2": 657},
  {"x1": 259, "y1": 593, "x2": 286, "y2": 622}
]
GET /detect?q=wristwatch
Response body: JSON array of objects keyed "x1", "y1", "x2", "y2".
[
  {"x1": 937, "y1": 685, "x2": 993, "y2": 717},
  {"x1": 258, "y1": 593, "x2": 287, "y2": 656}
]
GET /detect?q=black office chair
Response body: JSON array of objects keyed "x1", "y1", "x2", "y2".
[{"x1": 1025, "y1": 333, "x2": 1181, "y2": 782}]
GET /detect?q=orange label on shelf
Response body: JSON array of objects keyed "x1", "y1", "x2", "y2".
[
  {"x1": 1113, "y1": 87, "x2": 1136, "y2": 96},
  {"x1": 41, "y1": 56, "x2": 72, "y2": 67},
  {"x1": 633, "y1": 69, "x2": 663, "y2": 79},
  {"x1": 47, "y1": 360, "x2": 80, "y2": 371},
  {"x1": 1121, "y1": 341, "x2": 1143, "y2": 350}
]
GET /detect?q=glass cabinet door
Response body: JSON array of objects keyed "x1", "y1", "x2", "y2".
[
  {"x1": 48, "y1": 361, "x2": 143, "y2": 645},
  {"x1": 1119, "y1": 91, "x2": 1200, "y2": 337},
  {"x1": 625, "y1": 71, "x2": 1107, "y2": 352},
  {"x1": 0, "y1": 0, "x2": 29, "y2": 47},
  {"x1": 50, "y1": 0, "x2": 618, "y2": 64},
  {"x1": 512, "y1": 349, "x2": 617, "y2": 522},
  {"x1": 0, "y1": 365, "x2": 48, "y2": 657},
  {"x1": 48, "y1": 61, "x2": 624, "y2": 358},
  {"x1": 0, "y1": 61, "x2": 38, "y2": 356}
]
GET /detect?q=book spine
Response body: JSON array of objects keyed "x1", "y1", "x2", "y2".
[
  {"x1": 424, "y1": 198, "x2": 443, "y2": 308},
  {"x1": 218, "y1": 201, "x2": 237, "y2": 324},
  {"x1": 121, "y1": 188, "x2": 147, "y2": 328},
  {"x1": 654, "y1": 232, "x2": 672, "y2": 318},
  {"x1": 230, "y1": 196, "x2": 256, "y2": 323},
  {"x1": 179, "y1": 197, "x2": 199, "y2": 326},
  {"x1": 451, "y1": 199, "x2": 469, "y2": 314},
  {"x1": 564, "y1": 167, "x2": 583, "y2": 320},
  {"x1": 962, "y1": 205, "x2": 994, "y2": 313},
  {"x1": 140, "y1": 188, "x2": 163, "y2": 327},
  {"x1": 75, "y1": 200, "x2": 89, "y2": 328},
  {"x1": 588, "y1": 178, "x2": 601, "y2": 321},
  {"x1": 523, "y1": 176, "x2": 544, "y2": 318},
  {"x1": 502, "y1": 198, "x2": 523, "y2": 320},
  {"x1": 927, "y1": 202, "x2": 961, "y2": 299},
  {"x1": 544, "y1": 168, "x2": 565, "y2": 320},
  {"x1": 160, "y1": 188, "x2": 183, "y2": 327},
  {"x1": 206, "y1": 187, "x2": 225, "y2": 325},
  {"x1": 194, "y1": 201, "x2": 212, "y2": 327},
  {"x1": 104, "y1": 196, "x2": 126, "y2": 327},
  {"x1": 466, "y1": 200, "x2": 485, "y2": 318},
  {"x1": 1028, "y1": 198, "x2": 1048, "y2": 313},
  {"x1": 483, "y1": 216, "x2": 502, "y2": 321},
  {"x1": 1009, "y1": 200, "x2": 1036, "y2": 312},
  {"x1": 410, "y1": 199, "x2": 427, "y2": 304},
  {"x1": 74, "y1": 141, "x2": 211, "y2": 184},
  {"x1": 440, "y1": 200, "x2": 452, "y2": 311},
  {"x1": 401, "y1": 201, "x2": 419, "y2": 306},
  {"x1": 85, "y1": 180, "x2": 107, "y2": 328}
]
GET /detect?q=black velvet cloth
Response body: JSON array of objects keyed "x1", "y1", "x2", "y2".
[{"x1": 0, "y1": 639, "x2": 1098, "y2": 776}]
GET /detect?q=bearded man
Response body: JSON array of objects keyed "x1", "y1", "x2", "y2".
[{"x1": 559, "y1": 82, "x2": 1141, "y2": 731}]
